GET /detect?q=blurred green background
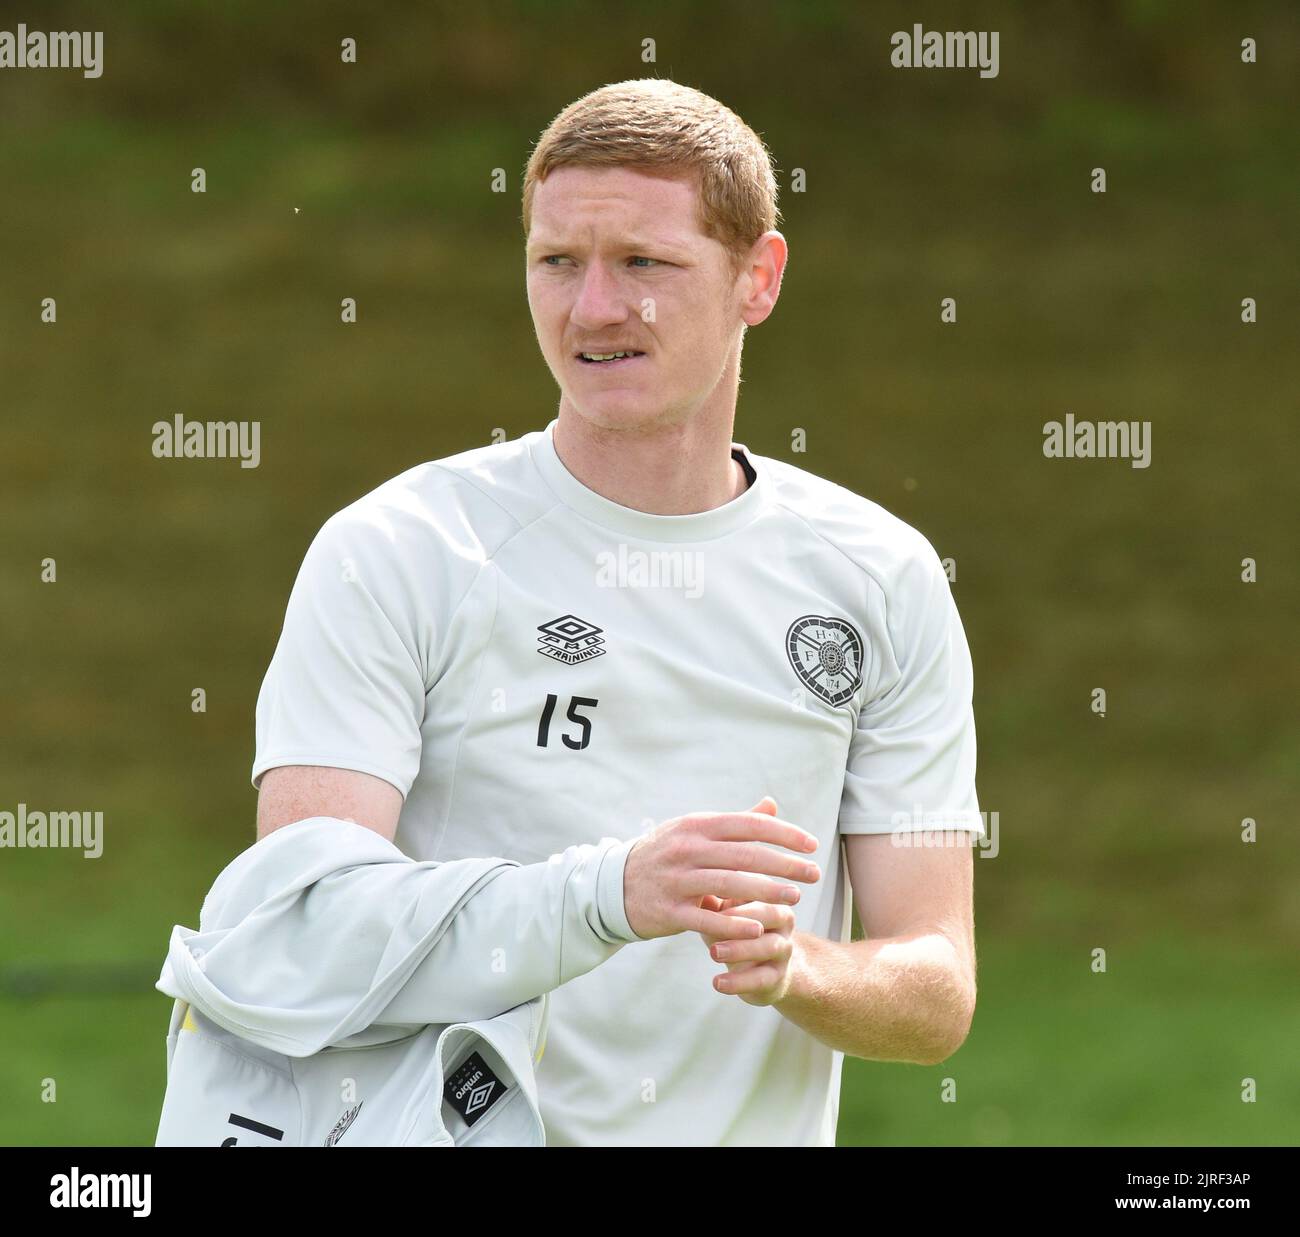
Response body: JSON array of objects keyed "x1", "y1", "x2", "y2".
[{"x1": 1, "y1": 0, "x2": 1296, "y2": 1145}]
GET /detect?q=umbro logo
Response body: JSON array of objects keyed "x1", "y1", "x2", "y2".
[
  {"x1": 537, "y1": 614, "x2": 607, "y2": 665},
  {"x1": 464, "y1": 1080, "x2": 497, "y2": 1115},
  {"x1": 444, "y1": 1050, "x2": 507, "y2": 1129}
]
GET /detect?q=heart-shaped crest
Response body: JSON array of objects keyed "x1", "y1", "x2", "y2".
[{"x1": 785, "y1": 615, "x2": 865, "y2": 707}]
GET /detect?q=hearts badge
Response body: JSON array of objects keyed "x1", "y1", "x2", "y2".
[{"x1": 785, "y1": 615, "x2": 865, "y2": 707}]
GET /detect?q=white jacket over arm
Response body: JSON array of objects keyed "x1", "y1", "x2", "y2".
[{"x1": 154, "y1": 816, "x2": 639, "y2": 1146}]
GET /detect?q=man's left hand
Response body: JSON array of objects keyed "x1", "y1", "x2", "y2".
[{"x1": 699, "y1": 895, "x2": 800, "y2": 1006}]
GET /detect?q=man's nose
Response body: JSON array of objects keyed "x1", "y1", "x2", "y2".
[{"x1": 571, "y1": 261, "x2": 628, "y2": 329}]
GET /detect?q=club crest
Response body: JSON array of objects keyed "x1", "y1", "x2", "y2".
[{"x1": 785, "y1": 615, "x2": 865, "y2": 707}]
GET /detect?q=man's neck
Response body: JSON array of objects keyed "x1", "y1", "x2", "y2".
[{"x1": 552, "y1": 407, "x2": 749, "y2": 516}]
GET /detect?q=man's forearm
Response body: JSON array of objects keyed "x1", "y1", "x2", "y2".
[{"x1": 773, "y1": 929, "x2": 975, "y2": 1065}]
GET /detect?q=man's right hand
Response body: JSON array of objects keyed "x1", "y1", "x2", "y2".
[{"x1": 622, "y1": 797, "x2": 821, "y2": 941}]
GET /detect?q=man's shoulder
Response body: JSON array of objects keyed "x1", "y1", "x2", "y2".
[
  {"x1": 319, "y1": 429, "x2": 556, "y2": 558},
  {"x1": 755, "y1": 452, "x2": 944, "y2": 592}
]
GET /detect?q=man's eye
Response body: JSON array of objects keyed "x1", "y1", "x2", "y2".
[{"x1": 538, "y1": 255, "x2": 661, "y2": 268}]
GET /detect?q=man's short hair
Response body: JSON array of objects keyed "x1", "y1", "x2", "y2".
[{"x1": 521, "y1": 77, "x2": 781, "y2": 279}]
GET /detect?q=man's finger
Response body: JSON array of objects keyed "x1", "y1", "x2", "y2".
[
  {"x1": 702, "y1": 811, "x2": 819, "y2": 854},
  {"x1": 715, "y1": 963, "x2": 782, "y2": 995},
  {"x1": 683, "y1": 869, "x2": 806, "y2": 907},
  {"x1": 713, "y1": 899, "x2": 797, "y2": 930},
  {"x1": 694, "y1": 840, "x2": 821, "y2": 885},
  {"x1": 711, "y1": 931, "x2": 791, "y2": 966},
  {"x1": 687, "y1": 907, "x2": 767, "y2": 940}
]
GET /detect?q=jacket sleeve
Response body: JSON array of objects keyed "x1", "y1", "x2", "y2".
[
  {"x1": 157, "y1": 817, "x2": 643, "y2": 1056},
  {"x1": 376, "y1": 829, "x2": 644, "y2": 1028}
]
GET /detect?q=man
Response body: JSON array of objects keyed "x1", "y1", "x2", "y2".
[{"x1": 252, "y1": 77, "x2": 983, "y2": 1146}]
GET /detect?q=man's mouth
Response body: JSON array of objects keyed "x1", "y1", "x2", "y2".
[{"x1": 576, "y1": 350, "x2": 646, "y2": 365}]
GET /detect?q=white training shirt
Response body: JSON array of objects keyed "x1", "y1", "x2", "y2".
[{"x1": 252, "y1": 418, "x2": 983, "y2": 1147}]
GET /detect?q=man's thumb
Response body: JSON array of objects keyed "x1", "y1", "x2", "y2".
[{"x1": 749, "y1": 796, "x2": 778, "y2": 816}]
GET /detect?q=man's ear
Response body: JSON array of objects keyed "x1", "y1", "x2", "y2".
[{"x1": 740, "y1": 231, "x2": 787, "y2": 328}]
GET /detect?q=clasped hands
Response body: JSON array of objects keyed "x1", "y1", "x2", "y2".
[{"x1": 622, "y1": 795, "x2": 820, "y2": 1007}]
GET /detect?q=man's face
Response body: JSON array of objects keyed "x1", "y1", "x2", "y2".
[{"x1": 525, "y1": 165, "x2": 745, "y2": 431}]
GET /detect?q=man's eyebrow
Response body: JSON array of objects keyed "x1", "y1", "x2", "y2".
[{"x1": 526, "y1": 234, "x2": 687, "y2": 254}]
